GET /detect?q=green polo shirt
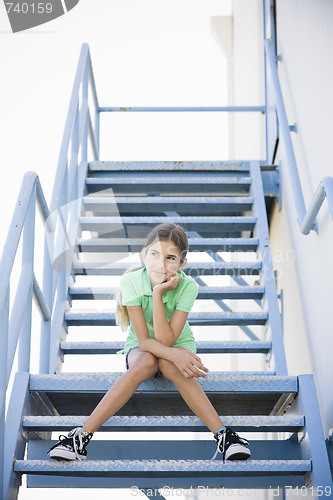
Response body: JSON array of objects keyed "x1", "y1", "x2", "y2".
[{"x1": 120, "y1": 267, "x2": 198, "y2": 353}]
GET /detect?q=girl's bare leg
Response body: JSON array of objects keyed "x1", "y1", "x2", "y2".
[
  {"x1": 158, "y1": 356, "x2": 225, "y2": 434},
  {"x1": 84, "y1": 349, "x2": 158, "y2": 432}
]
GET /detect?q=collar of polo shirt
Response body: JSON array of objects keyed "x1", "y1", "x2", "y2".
[{"x1": 142, "y1": 267, "x2": 182, "y2": 303}]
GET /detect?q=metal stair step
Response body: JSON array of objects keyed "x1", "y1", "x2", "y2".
[
  {"x1": 88, "y1": 160, "x2": 251, "y2": 172},
  {"x1": 72, "y1": 261, "x2": 262, "y2": 276},
  {"x1": 83, "y1": 196, "x2": 254, "y2": 215},
  {"x1": 14, "y1": 460, "x2": 312, "y2": 492},
  {"x1": 69, "y1": 285, "x2": 265, "y2": 300},
  {"x1": 23, "y1": 414, "x2": 304, "y2": 432},
  {"x1": 29, "y1": 373, "x2": 297, "y2": 393},
  {"x1": 14, "y1": 459, "x2": 312, "y2": 482},
  {"x1": 64, "y1": 311, "x2": 268, "y2": 326},
  {"x1": 79, "y1": 215, "x2": 256, "y2": 233},
  {"x1": 77, "y1": 237, "x2": 260, "y2": 252},
  {"x1": 85, "y1": 174, "x2": 252, "y2": 195},
  {"x1": 29, "y1": 374, "x2": 296, "y2": 416},
  {"x1": 60, "y1": 340, "x2": 272, "y2": 355}
]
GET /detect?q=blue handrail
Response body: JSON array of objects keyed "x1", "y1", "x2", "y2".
[
  {"x1": 40, "y1": 43, "x2": 100, "y2": 374},
  {"x1": 50, "y1": 43, "x2": 99, "y2": 216},
  {"x1": 0, "y1": 173, "x2": 52, "y2": 383},
  {"x1": 0, "y1": 172, "x2": 51, "y2": 496},
  {"x1": 300, "y1": 177, "x2": 333, "y2": 235},
  {"x1": 264, "y1": 38, "x2": 333, "y2": 235}
]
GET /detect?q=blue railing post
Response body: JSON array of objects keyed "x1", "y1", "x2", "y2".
[
  {"x1": 87, "y1": 47, "x2": 100, "y2": 159},
  {"x1": 49, "y1": 167, "x2": 69, "y2": 373},
  {"x1": 68, "y1": 103, "x2": 79, "y2": 205},
  {"x1": 81, "y1": 57, "x2": 89, "y2": 162},
  {"x1": 95, "y1": 108, "x2": 100, "y2": 158},
  {"x1": 7, "y1": 264, "x2": 33, "y2": 385},
  {"x1": 263, "y1": 0, "x2": 269, "y2": 164},
  {"x1": 0, "y1": 285, "x2": 9, "y2": 499},
  {"x1": 18, "y1": 185, "x2": 36, "y2": 374},
  {"x1": 39, "y1": 227, "x2": 53, "y2": 374},
  {"x1": 250, "y1": 161, "x2": 288, "y2": 375},
  {"x1": 37, "y1": 173, "x2": 54, "y2": 374},
  {"x1": 263, "y1": 0, "x2": 279, "y2": 164}
]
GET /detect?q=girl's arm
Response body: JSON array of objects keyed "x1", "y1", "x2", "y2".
[
  {"x1": 127, "y1": 305, "x2": 208, "y2": 378},
  {"x1": 127, "y1": 305, "x2": 175, "y2": 360},
  {"x1": 152, "y1": 286, "x2": 188, "y2": 347}
]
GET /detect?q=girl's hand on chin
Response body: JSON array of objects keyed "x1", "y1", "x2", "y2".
[{"x1": 153, "y1": 274, "x2": 181, "y2": 294}]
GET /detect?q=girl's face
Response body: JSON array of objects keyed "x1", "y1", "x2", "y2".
[{"x1": 141, "y1": 239, "x2": 187, "y2": 288}]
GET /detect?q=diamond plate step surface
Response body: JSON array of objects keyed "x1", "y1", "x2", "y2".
[
  {"x1": 88, "y1": 160, "x2": 252, "y2": 172},
  {"x1": 14, "y1": 459, "x2": 312, "y2": 476},
  {"x1": 83, "y1": 196, "x2": 254, "y2": 215},
  {"x1": 30, "y1": 374, "x2": 297, "y2": 393},
  {"x1": 76, "y1": 237, "x2": 260, "y2": 252},
  {"x1": 85, "y1": 175, "x2": 252, "y2": 195},
  {"x1": 64, "y1": 311, "x2": 268, "y2": 326},
  {"x1": 72, "y1": 261, "x2": 261, "y2": 276},
  {"x1": 60, "y1": 340, "x2": 272, "y2": 355},
  {"x1": 79, "y1": 215, "x2": 256, "y2": 233},
  {"x1": 69, "y1": 285, "x2": 265, "y2": 300},
  {"x1": 23, "y1": 414, "x2": 305, "y2": 432}
]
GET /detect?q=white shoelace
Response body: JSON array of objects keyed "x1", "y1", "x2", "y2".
[
  {"x1": 211, "y1": 429, "x2": 226, "y2": 461},
  {"x1": 72, "y1": 427, "x2": 89, "y2": 461}
]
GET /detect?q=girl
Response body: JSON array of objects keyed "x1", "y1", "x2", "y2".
[{"x1": 48, "y1": 223, "x2": 251, "y2": 462}]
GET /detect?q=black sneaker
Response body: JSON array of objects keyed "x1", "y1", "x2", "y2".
[
  {"x1": 47, "y1": 427, "x2": 93, "y2": 461},
  {"x1": 212, "y1": 427, "x2": 251, "y2": 461}
]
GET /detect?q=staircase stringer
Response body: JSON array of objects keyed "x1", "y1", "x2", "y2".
[
  {"x1": 287, "y1": 375, "x2": 333, "y2": 489},
  {"x1": 3, "y1": 373, "x2": 30, "y2": 500},
  {"x1": 250, "y1": 161, "x2": 287, "y2": 375}
]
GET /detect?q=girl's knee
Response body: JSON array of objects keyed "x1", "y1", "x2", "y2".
[
  {"x1": 158, "y1": 358, "x2": 178, "y2": 380},
  {"x1": 141, "y1": 352, "x2": 159, "y2": 372},
  {"x1": 129, "y1": 352, "x2": 158, "y2": 379}
]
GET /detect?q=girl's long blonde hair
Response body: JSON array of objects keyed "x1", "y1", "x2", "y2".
[{"x1": 116, "y1": 223, "x2": 189, "y2": 332}]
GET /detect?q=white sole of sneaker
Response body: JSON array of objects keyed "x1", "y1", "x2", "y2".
[
  {"x1": 225, "y1": 444, "x2": 251, "y2": 460},
  {"x1": 48, "y1": 449, "x2": 86, "y2": 461}
]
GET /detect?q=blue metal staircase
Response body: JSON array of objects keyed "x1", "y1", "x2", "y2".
[
  {"x1": 3, "y1": 159, "x2": 333, "y2": 496},
  {"x1": 1, "y1": 20, "x2": 333, "y2": 500}
]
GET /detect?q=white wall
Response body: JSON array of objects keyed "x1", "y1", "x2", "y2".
[{"x1": 270, "y1": 0, "x2": 333, "y2": 436}]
